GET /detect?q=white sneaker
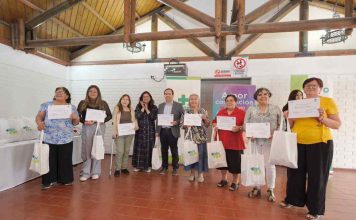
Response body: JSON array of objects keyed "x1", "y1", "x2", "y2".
[
  {"x1": 145, "y1": 168, "x2": 151, "y2": 173},
  {"x1": 80, "y1": 176, "x2": 88, "y2": 182},
  {"x1": 188, "y1": 174, "x2": 195, "y2": 182},
  {"x1": 198, "y1": 173, "x2": 204, "y2": 183},
  {"x1": 91, "y1": 174, "x2": 99, "y2": 180},
  {"x1": 133, "y1": 168, "x2": 140, "y2": 172}
]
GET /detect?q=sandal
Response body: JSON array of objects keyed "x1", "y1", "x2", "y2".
[
  {"x1": 267, "y1": 189, "x2": 276, "y2": 202},
  {"x1": 229, "y1": 183, "x2": 239, "y2": 191},
  {"x1": 248, "y1": 187, "x2": 261, "y2": 198},
  {"x1": 217, "y1": 180, "x2": 228, "y2": 188}
]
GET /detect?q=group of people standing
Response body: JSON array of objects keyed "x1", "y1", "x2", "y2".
[{"x1": 35, "y1": 77, "x2": 340, "y2": 220}]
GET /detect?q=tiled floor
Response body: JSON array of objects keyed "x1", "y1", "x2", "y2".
[{"x1": 0, "y1": 156, "x2": 355, "y2": 220}]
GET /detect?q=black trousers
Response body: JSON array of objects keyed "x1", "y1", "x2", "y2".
[
  {"x1": 42, "y1": 142, "x2": 74, "y2": 185},
  {"x1": 160, "y1": 128, "x2": 179, "y2": 169},
  {"x1": 284, "y1": 140, "x2": 333, "y2": 215}
]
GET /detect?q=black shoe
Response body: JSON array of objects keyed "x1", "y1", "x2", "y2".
[
  {"x1": 41, "y1": 182, "x2": 56, "y2": 190},
  {"x1": 159, "y1": 168, "x2": 168, "y2": 175},
  {"x1": 121, "y1": 169, "x2": 130, "y2": 174},
  {"x1": 114, "y1": 170, "x2": 121, "y2": 177},
  {"x1": 217, "y1": 180, "x2": 228, "y2": 188},
  {"x1": 229, "y1": 183, "x2": 239, "y2": 191}
]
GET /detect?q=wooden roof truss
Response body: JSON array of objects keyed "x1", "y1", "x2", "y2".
[{"x1": 2, "y1": 0, "x2": 356, "y2": 65}]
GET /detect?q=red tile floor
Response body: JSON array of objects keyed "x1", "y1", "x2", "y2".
[{"x1": 0, "y1": 156, "x2": 355, "y2": 220}]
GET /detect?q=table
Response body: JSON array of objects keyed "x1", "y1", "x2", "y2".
[{"x1": 0, "y1": 136, "x2": 82, "y2": 192}]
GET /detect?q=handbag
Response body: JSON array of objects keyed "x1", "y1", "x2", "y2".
[
  {"x1": 151, "y1": 138, "x2": 162, "y2": 170},
  {"x1": 269, "y1": 117, "x2": 298, "y2": 168},
  {"x1": 207, "y1": 130, "x2": 227, "y2": 168},
  {"x1": 29, "y1": 130, "x2": 49, "y2": 175},
  {"x1": 182, "y1": 128, "x2": 199, "y2": 166},
  {"x1": 91, "y1": 123, "x2": 105, "y2": 160},
  {"x1": 241, "y1": 142, "x2": 266, "y2": 187}
]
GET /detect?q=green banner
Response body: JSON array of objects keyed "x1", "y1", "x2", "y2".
[{"x1": 290, "y1": 75, "x2": 308, "y2": 91}]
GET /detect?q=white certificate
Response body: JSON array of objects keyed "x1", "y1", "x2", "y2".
[
  {"x1": 158, "y1": 114, "x2": 174, "y2": 126},
  {"x1": 85, "y1": 109, "x2": 106, "y2": 123},
  {"x1": 245, "y1": 123, "x2": 271, "y2": 138},
  {"x1": 288, "y1": 98, "x2": 320, "y2": 118},
  {"x1": 217, "y1": 116, "x2": 236, "y2": 131},
  {"x1": 118, "y1": 123, "x2": 135, "y2": 136},
  {"x1": 48, "y1": 105, "x2": 72, "y2": 119},
  {"x1": 184, "y1": 114, "x2": 202, "y2": 126}
]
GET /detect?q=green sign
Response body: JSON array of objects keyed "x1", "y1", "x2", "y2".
[
  {"x1": 291, "y1": 75, "x2": 308, "y2": 91},
  {"x1": 178, "y1": 94, "x2": 189, "y2": 105}
]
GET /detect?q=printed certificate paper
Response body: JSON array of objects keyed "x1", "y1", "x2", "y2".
[
  {"x1": 158, "y1": 114, "x2": 174, "y2": 126},
  {"x1": 118, "y1": 123, "x2": 135, "y2": 136},
  {"x1": 85, "y1": 109, "x2": 106, "y2": 123},
  {"x1": 48, "y1": 105, "x2": 72, "y2": 119},
  {"x1": 217, "y1": 116, "x2": 236, "y2": 131},
  {"x1": 288, "y1": 98, "x2": 320, "y2": 118},
  {"x1": 245, "y1": 122, "x2": 271, "y2": 138},
  {"x1": 184, "y1": 114, "x2": 202, "y2": 126}
]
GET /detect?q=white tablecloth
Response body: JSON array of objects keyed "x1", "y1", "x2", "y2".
[{"x1": 0, "y1": 136, "x2": 82, "y2": 192}]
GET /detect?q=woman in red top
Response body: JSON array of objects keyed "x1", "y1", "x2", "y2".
[{"x1": 212, "y1": 94, "x2": 245, "y2": 191}]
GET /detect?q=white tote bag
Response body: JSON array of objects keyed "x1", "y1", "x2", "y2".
[
  {"x1": 182, "y1": 128, "x2": 199, "y2": 166},
  {"x1": 241, "y1": 143, "x2": 266, "y2": 187},
  {"x1": 269, "y1": 118, "x2": 298, "y2": 168},
  {"x1": 151, "y1": 138, "x2": 162, "y2": 170},
  {"x1": 207, "y1": 131, "x2": 227, "y2": 168},
  {"x1": 91, "y1": 123, "x2": 105, "y2": 160},
  {"x1": 29, "y1": 130, "x2": 49, "y2": 175}
]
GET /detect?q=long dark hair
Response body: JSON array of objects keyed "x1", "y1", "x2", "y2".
[
  {"x1": 54, "y1": 87, "x2": 71, "y2": 103},
  {"x1": 137, "y1": 91, "x2": 155, "y2": 110},
  {"x1": 283, "y1": 89, "x2": 303, "y2": 111},
  {"x1": 117, "y1": 94, "x2": 131, "y2": 112},
  {"x1": 79, "y1": 85, "x2": 105, "y2": 112}
]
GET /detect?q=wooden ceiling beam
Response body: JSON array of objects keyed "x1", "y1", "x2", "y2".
[
  {"x1": 299, "y1": 0, "x2": 309, "y2": 53},
  {"x1": 19, "y1": 0, "x2": 83, "y2": 37},
  {"x1": 81, "y1": 2, "x2": 116, "y2": 31},
  {"x1": 231, "y1": 0, "x2": 238, "y2": 24},
  {"x1": 345, "y1": 0, "x2": 354, "y2": 35},
  {"x1": 158, "y1": 12, "x2": 219, "y2": 58},
  {"x1": 130, "y1": 0, "x2": 136, "y2": 40},
  {"x1": 219, "y1": 0, "x2": 227, "y2": 57},
  {"x1": 25, "y1": 0, "x2": 83, "y2": 30},
  {"x1": 158, "y1": 0, "x2": 228, "y2": 28},
  {"x1": 151, "y1": 14, "x2": 158, "y2": 60},
  {"x1": 124, "y1": 0, "x2": 131, "y2": 43},
  {"x1": 215, "y1": 0, "x2": 222, "y2": 40},
  {"x1": 227, "y1": 0, "x2": 299, "y2": 57},
  {"x1": 236, "y1": 0, "x2": 245, "y2": 42},
  {"x1": 26, "y1": 17, "x2": 356, "y2": 48},
  {"x1": 70, "y1": 3, "x2": 185, "y2": 60}
]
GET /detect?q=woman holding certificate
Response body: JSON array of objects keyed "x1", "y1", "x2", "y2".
[
  {"x1": 132, "y1": 91, "x2": 158, "y2": 172},
  {"x1": 244, "y1": 88, "x2": 281, "y2": 202},
  {"x1": 112, "y1": 94, "x2": 138, "y2": 176},
  {"x1": 182, "y1": 94, "x2": 210, "y2": 183},
  {"x1": 77, "y1": 85, "x2": 112, "y2": 181},
  {"x1": 35, "y1": 87, "x2": 80, "y2": 189},
  {"x1": 282, "y1": 78, "x2": 341, "y2": 220},
  {"x1": 212, "y1": 94, "x2": 245, "y2": 191}
]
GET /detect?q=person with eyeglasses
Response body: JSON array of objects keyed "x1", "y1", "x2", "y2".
[
  {"x1": 281, "y1": 77, "x2": 341, "y2": 220},
  {"x1": 243, "y1": 88, "x2": 282, "y2": 202},
  {"x1": 35, "y1": 87, "x2": 80, "y2": 190}
]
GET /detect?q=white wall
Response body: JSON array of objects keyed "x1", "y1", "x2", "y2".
[
  {"x1": 0, "y1": 44, "x2": 68, "y2": 118},
  {"x1": 69, "y1": 55, "x2": 356, "y2": 169}
]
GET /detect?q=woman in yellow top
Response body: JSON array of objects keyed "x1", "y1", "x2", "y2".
[{"x1": 281, "y1": 78, "x2": 341, "y2": 220}]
